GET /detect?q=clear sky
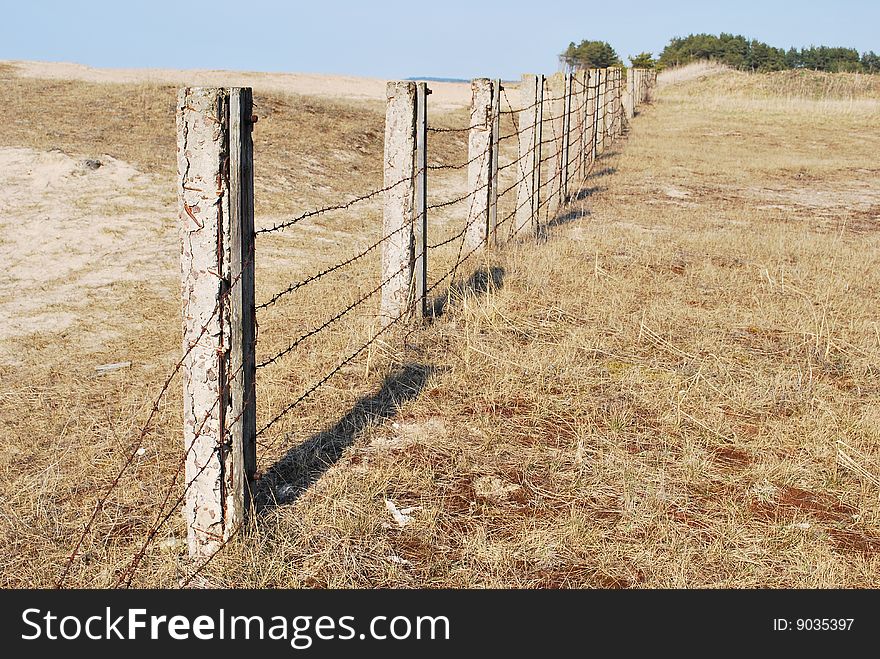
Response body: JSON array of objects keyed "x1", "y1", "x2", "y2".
[{"x1": 0, "y1": 0, "x2": 877, "y2": 80}]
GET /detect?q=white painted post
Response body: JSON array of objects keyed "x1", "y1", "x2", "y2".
[
  {"x1": 381, "y1": 81, "x2": 417, "y2": 325},
  {"x1": 465, "y1": 78, "x2": 493, "y2": 251},
  {"x1": 177, "y1": 87, "x2": 256, "y2": 559},
  {"x1": 514, "y1": 74, "x2": 538, "y2": 238}
]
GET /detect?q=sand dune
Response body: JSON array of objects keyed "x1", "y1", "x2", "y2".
[{"x1": 4, "y1": 60, "x2": 472, "y2": 110}]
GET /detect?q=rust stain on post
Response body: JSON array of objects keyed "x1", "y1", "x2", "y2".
[{"x1": 177, "y1": 86, "x2": 255, "y2": 559}]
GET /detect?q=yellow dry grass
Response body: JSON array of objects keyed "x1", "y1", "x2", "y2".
[{"x1": 1, "y1": 64, "x2": 879, "y2": 588}]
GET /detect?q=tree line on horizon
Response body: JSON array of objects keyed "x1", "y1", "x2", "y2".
[{"x1": 561, "y1": 34, "x2": 880, "y2": 74}]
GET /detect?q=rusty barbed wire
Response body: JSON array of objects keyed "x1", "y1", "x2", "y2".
[
  {"x1": 256, "y1": 259, "x2": 411, "y2": 370},
  {"x1": 56, "y1": 249, "x2": 255, "y2": 589}
]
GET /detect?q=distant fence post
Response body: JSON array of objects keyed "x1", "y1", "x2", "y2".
[
  {"x1": 413, "y1": 82, "x2": 429, "y2": 317},
  {"x1": 488, "y1": 78, "x2": 502, "y2": 246},
  {"x1": 561, "y1": 72, "x2": 573, "y2": 202},
  {"x1": 614, "y1": 69, "x2": 620, "y2": 132},
  {"x1": 465, "y1": 78, "x2": 493, "y2": 251},
  {"x1": 533, "y1": 75, "x2": 545, "y2": 231},
  {"x1": 177, "y1": 86, "x2": 256, "y2": 559},
  {"x1": 596, "y1": 69, "x2": 606, "y2": 155},
  {"x1": 381, "y1": 81, "x2": 417, "y2": 325},
  {"x1": 625, "y1": 67, "x2": 635, "y2": 119},
  {"x1": 546, "y1": 73, "x2": 565, "y2": 215},
  {"x1": 573, "y1": 70, "x2": 585, "y2": 183},
  {"x1": 615, "y1": 68, "x2": 623, "y2": 136},
  {"x1": 514, "y1": 73, "x2": 538, "y2": 238},
  {"x1": 579, "y1": 69, "x2": 592, "y2": 181}
]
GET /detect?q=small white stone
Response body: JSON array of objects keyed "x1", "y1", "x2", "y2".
[{"x1": 136, "y1": 447, "x2": 146, "y2": 456}]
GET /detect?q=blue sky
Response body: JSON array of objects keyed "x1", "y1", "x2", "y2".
[{"x1": 0, "y1": 0, "x2": 877, "y2": 79}]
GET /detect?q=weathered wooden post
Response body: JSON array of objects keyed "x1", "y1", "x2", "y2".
[
  {"x1": 381, "y1": 82, "x2": 417, "y2": 325},
  {"x1": 514, "y1": 74, "x2": 539, "y2": 237},
  {"x1": 465, "y1": 78, "x2": 493, "y2": 251},
  {"x1": 545, "y1": 73, "x2": 565, "y2": 215},
  {"x1": 413, "y1": 82, "x2": 429, "y2": 317},
  {"x1": 177, "y1": 87, "x2": 256, "y2": 559},
  {"x1": 488, "y1": 78, "x2": 502, "y2": 246}
]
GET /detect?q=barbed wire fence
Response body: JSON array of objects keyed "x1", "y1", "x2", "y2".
[{"x1": 55, "y1": 68, "x2": 657, "y2": 589}]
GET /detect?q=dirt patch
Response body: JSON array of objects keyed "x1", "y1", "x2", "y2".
[
  {"x1": 826, "y1": 528, "x2": 880, "y2": 555},
  {"x1": 709, "y1": 445, "x2": 752, "y2": 469},
  {"x1": 750, "y1": 484, "x2": 857, "y2": 524}
]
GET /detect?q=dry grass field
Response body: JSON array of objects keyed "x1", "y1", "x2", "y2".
[{"x1": 1, "y1": 60, "x2": 879, "y2": 588}]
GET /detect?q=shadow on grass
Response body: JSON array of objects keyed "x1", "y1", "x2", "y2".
[
  {"x1": 545, "y1": 203, "x2": 593, "y2": 230},
  {"x1": 429, "y1": 264, "x2": 505, "y2": 318},
  {"x1": 254, "y1": 363, "x2": 435, "y2": 511}
]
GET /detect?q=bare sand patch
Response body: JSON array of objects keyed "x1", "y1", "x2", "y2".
[{"x1": 0, "y1": 146, "x2": 173, "y2": 352}]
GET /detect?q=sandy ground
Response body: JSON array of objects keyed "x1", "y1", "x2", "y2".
[
  {"x1": 0, "y1": 61, "x2": 474, "y2": 362},
  {"x1": 0, "y1": 146, "x2": 173, "y2": 360},
  {"x1": 4, "y1": 60, "x2": 472, "y2": 110}
]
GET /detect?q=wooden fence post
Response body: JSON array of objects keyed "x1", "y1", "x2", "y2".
[
  {"x1": 177, "y1": 86, "x2": 256, "y2": 559},
  {"x1": 381, "y1": 81, "x2": 417, "y2": 325},
  {"x1": 414, "y1": 82, "x2": 429, "y2": 317},
  {"x1": 488, "y1": 78, "x2": 501, "y2": 246},
  {"x1": 465, "y1": 78, "x2": 493, "y2": 251},
  {"x1": 514, "y1": 74, "x2": 538, "y2": 237}
]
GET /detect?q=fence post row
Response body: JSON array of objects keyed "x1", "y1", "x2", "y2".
[
  {"x1": 177, "y1": 86, "x2": 256, "y2": 559},
  {"x1": 465, "y1": 78, "x2": 494, "y2": 251},
  {"x1": 174, "y1": 69, "x2": 659, "y2": 558}
]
